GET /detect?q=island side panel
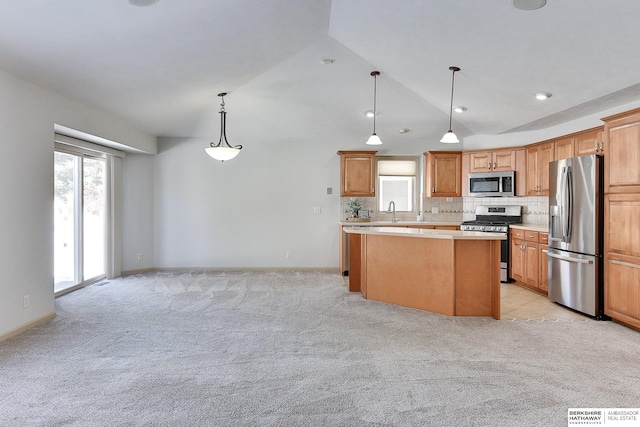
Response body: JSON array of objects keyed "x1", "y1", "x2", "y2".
[
  {"x1": 348, "y1": 232, "x2": 362, "y2": 292},
  {"x1": 364, "y1": 234, "x2": 455, "y2": 315},
  {"x1": 454, "y1": 239, "x2": 501, "y2": 318}
]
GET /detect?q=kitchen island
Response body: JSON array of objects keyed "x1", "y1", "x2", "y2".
[{"x1": 344, "y1": 227, "x2": 506, "y2": 319}]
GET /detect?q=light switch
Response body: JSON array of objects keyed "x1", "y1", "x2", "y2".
[
  {"x1": 326, "y1": 187, "x2": 332, "y2": 195},
  {"x1": 314, "y1": 207, "x2": 322, "y2": 214}
]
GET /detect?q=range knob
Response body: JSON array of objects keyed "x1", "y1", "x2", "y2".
[{"x1": 490, "y1": 226, "x2": 496, "y2": 232}]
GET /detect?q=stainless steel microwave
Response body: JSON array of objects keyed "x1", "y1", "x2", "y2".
[{"x1": 469, "y1": 171, "x2": 515, "y2": 197}]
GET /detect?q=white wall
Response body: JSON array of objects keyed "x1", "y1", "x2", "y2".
[
  {"x1": 122, "y1": 154, "x2": 156, "y2": 273},
  {"x1": 0, "y1": 69, "x2": 156, "y2": 338}
]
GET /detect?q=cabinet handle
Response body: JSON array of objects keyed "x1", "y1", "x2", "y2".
[
  {"x1": 528, "y1": 234, "x2": 534, "y2": 238},
  {"x1": 432, "y1": 187, "x2": 435, "y2": 193},
  {"x1": 493, "y1": 162, "x2": 497, "y2": 170},
  {"x1": 371, "y1": 187, "x2": 375, "y2": 193}
]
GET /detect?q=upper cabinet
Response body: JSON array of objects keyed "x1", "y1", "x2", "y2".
[
  {"x1": 468, "y1": 149, "x2": 517, "y2": 172},
  {"x1": 602, "y1": 108, "x2": 640, "y2": 194},
  {"x1": 425, "y1": 151, "x2": 461, "y2": 197},
  {"x1": 337, "y1": 150, "x2": 377, "y2": 197},
  {"x1": 575, "y1": 127, "x2": 604, "y2": 157},
  {"x1": 526, "y1": 141, "x2": 554, "y2": 196},
  {"x1": 554, "y1": 127, "x2": 604, "y2": 160}
]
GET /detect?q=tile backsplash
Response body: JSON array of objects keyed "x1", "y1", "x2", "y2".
[{"x1": 340, "y1": 196, "x2": 548, "y2": 225}]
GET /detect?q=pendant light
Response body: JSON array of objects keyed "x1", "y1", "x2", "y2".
[
  {"x1": 440, "y1": 66, "x2": 461, "y2": 144},
  {"x1": 366, "y1": 71, "x2": 382, "y2": 145},
  {"x1": 205, "y1": 92, "x2": 243, "y2": 162}
]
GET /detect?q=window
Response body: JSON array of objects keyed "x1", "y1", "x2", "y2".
[{"x1": 377, "y1": 157, "x2": 418, "y2": 213}]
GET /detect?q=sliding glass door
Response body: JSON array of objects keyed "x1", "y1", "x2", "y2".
[{"x1": 54, "y1": 151, "x2": 106, "y2": 294}]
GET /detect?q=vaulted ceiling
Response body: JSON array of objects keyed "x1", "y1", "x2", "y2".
[{"x1": 2, "y1": 0, "x2": 640, "y2": 146}]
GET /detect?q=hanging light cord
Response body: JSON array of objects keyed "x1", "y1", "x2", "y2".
[
  {"x1": 447, "y1": 66, "x2": 460, "y2": 132},
  {"x1": 372, "y1": 72, "x2": 378, "y2": 134}
]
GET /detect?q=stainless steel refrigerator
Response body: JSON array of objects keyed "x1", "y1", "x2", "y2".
[{"x1": 548, "y1": 154, "x2": 605, "y2": 318}]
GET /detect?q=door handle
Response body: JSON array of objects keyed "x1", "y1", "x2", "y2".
[{"x1": 546, "y1": 251, "x2": 593, "y2": 264}]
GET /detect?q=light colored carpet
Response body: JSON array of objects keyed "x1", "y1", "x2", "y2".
[{"x1": 1, "y1": 270, "x2": 638, "y2": 427}]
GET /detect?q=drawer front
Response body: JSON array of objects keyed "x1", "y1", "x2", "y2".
[
  {"x1": 525, "y1": 231, "x2": 540, "y2": 242},
  {"x1": 539, "y1": 232, "x2": 549, "y2": 244},
  {"x1": 511, "y1": 229, "x2": 524, "y2": 239}
]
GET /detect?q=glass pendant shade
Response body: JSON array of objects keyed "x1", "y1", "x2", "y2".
[
  {"x1": 205, "y1": 146, "x2": 241, "y2": 161},
  {"x1": 366, "y1": 133, "x2": 382, "y2": 146},
  {"x1": 440, "y1": 130, "x2": 460, "y2": 144},
  {"x1": 205, "y1": 92, "x2": 242, "y2": 162}
]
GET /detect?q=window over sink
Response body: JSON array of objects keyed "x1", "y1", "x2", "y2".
[{"x1": 377, "y1": 157, "x2": 418, "y2": 214}]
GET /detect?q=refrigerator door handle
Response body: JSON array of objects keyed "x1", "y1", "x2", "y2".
[
  {"x1": 566, "y1": 167, "x2": 573, "y2": 242},
  {"x1": 546, "y1": 250, "x2": 593, "y2": 264}
]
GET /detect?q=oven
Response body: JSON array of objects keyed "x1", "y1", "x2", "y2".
[{"x1": 460, "y1": 205, "x2": 522, "y2": 282}]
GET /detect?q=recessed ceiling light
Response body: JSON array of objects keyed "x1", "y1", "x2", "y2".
[
  {"x1": 364, "y1": 110, "x2": 378, "y2": 118},
  {"x1": 129, "y1": 0, "x2": 159, "y2": 6},
  {"x1": 513, "y1": 0, "x2": 546, "y2": 10},
  {"x1": 454, "y1": 106, "x2": 467, "y2": 113},
  {"x1": 322, "y1": 59, "x2": 335, "y2": 65},
  {"x1": 399, "y1": 128, "x2": 411, "y2": 134},
  {"x1": 536, "y1": 92, "x2": 552, "y2": 100}
]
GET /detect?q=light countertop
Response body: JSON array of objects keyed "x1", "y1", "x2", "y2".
[
  {"x1": 343, "y1": 226, "x2": 506, "y2": 240},
  {"x1": 339, "y1": 220, "x2": 460, "y2": 227}
]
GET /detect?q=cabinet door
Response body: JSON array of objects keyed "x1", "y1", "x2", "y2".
[
  {"x1": 554, "y1": 136, "x2": 575, "y2": 160},
  {"x1": 526, "y1": 147, "x2": 538, "y2": 196},
  {"x1": 469, "y1": 151, "x2": 493, "y2": 172},
  {"x1": 539, "y1": 244, "x2": 549, "y2": 293},
  {"x1": 524, "y1": 242, "x2": 539, "y2": 287},
  {"x1": 604, "y1": 194, "x2": 640, "y2": 328},
  {"x1": 537, "y1": 142, "x2": 554, "y2": 196},
  {"x1": 492, "y1": 149, "x2": 516, "y2": 171},
  {"x1": 604, "y1": 116, "x2": 640, "y2": 193},
  {"x1": 510, "y1": 238, "x2": 524, "y2": 282},
  {"x1": 575, "y1": 128, "x2": 603, "y2": 156},
  {"x1": 338, "y1": 151, "x2": 376, "y2": 197},
  {"x1": 426, "y1": 152, "x2": 461, "y2": 197}
]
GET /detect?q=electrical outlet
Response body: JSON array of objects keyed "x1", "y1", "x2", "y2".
[
  {"x1": 23, "y1": 295, "x2": 30, "y2": 308},
  {"x1": 326, "y1": 187, "x2": 332, "y2": 195},
  {"x1": 138, "y1": 253, "x2": 143, "y2": 260},
  {"x1": 313, "y1": 207, "x2": 322, "y2": 214},
  {"x1": 286, "y1": 251, "x2": 291, "y2": 259}
]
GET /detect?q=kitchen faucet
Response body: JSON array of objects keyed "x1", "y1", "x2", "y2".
[{"x1": 387, "y1": 201, "x2": 396, "y2": 223}]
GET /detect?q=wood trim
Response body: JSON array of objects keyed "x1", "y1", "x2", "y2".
[{"x1": 601, "y1": 107, "x2": 640, "y2": 123}]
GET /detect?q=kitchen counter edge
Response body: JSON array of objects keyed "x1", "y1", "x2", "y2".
[{"x1": 343, "y1": 226, "x2": 506, "y2": 240}]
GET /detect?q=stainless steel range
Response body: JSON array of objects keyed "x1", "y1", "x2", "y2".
[{"x1": 461, "y1": 205, "x2": 522, "y2": 282}]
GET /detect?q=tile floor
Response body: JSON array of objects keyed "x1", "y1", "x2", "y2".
[
  {"x1": 501, "y1": 282, "x2": 591, "y2": 321},
  {"x1": 344, "y1": 276, "x2": 592, "y2": 321}
]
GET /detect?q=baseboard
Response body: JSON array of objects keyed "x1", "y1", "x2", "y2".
[
  {"x1": 0, "y1": 312, "x2": 57, "y2": 343},
  {"x1": 122, "y1": 267, "x2": 339, "y2": 276}
]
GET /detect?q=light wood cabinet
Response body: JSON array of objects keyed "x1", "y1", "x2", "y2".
[
  {"x1": 539, "y1": 233, "x2": 549, "y2": 293},
  {"x1": 510, "y1": 237, "x2": 525, "y2": 283},
  {"x1": 526, "y1": 141, "x2": 554, "y2": 196},
  {"x1": 604, "y1": 193, "x2": 640, "y2": 329},
  {"x1": 337, "y1": 150, "x2": 377, "y2": 197},
  {"x1": 575, "y1": 127, "x2": 604, "y2": 156},
  {"x1": 554, "y1": 136, "x2": 575, "y2": 160},
  {"x1": 603, "y1": 108, "x2": 640, "y2": 194},
  {"x1": 425, "y1": 151, "x2": 461, "y2": 197},
  {"x1": 510, "y1": 228, "x2": 548, "y2": 294},
  {"x1": 468, "y1": 149, "x2": 517, "y2": 172}
]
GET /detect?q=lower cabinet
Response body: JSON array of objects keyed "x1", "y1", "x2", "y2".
[
  {"x1": 604, "y1": 194, "x2": 640, "y2": 330},
  {"x1": 509, "y1": 228, "x2": 548, "y2": 295}
]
